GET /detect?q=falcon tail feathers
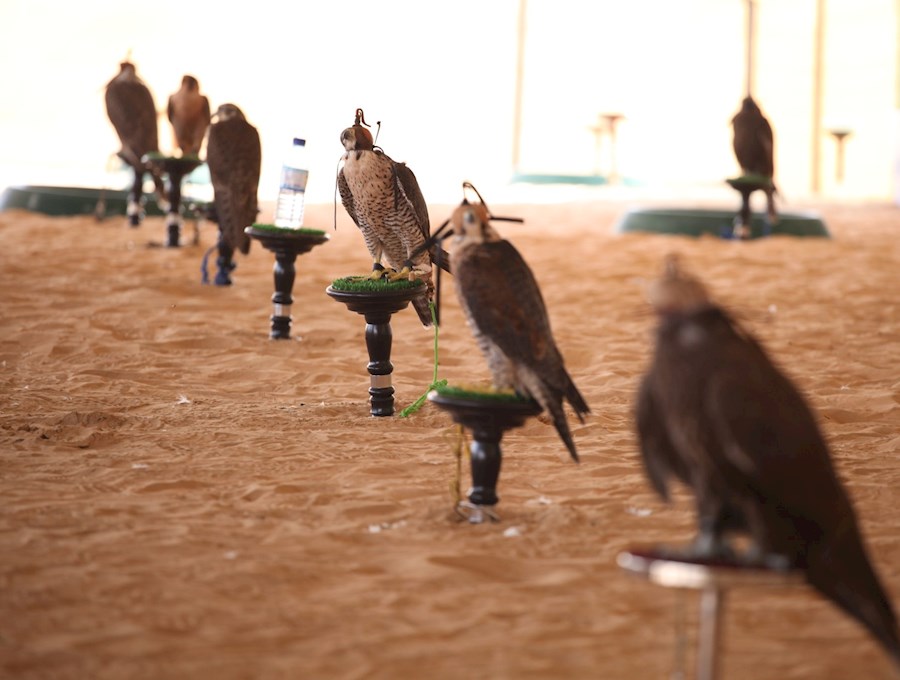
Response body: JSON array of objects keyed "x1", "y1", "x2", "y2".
[
  {"x1": 412, "y1": 296, "x2": 434, "y2": 327},
  {"x1": 807, "y1": 533, "x2": 900, "y2": 669},
  {"x1": 565, "y1": 378, "x2": 590, "y2": 423},
  {"x1": 548, "y1": 402, "x2": 580, "y2": 463},
  {"x1": 432, "y1": 246, "x2": 452, "y2": 274}
]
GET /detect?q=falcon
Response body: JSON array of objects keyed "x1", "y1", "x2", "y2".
[
  {"x1": 635, "y1": 256, "x2": 900, "y2": 667},
  {"x1": 204, "y1": 103, "x2": 261, "y2": 285},
  {"x1": 445, "y1": 196, "x2": 589, "y2": 461},
  {"x1": 104, "y1": 60, "x2": 166, "y2": 226},
  {"x1": 337, "y1": 108, "x2": 450, "y2": 327},
  {"x1": 732, "y1": 95, "x2": 778, "y2": 224},
  {"x1": 167, "y1": 75, "x2": 210, "y2": 157}
]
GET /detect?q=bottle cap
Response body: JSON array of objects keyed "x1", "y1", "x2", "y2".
[{"x1": 293, "y1": 138, "x2": 306, "y2": 146}]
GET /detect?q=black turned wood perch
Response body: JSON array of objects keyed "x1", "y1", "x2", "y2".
[
  {"x1": 326, "y1": 280, "x2": 426, "y2": 417},
  {"x1": 427, "y1": 388, "x2": 542, "y2": 523},
  {"x1": 618, "y1": 547, "x2": 802, "y2": 680},
  {"x1": 142, "y1": 154, "x2": 203, "y2": 245},
  {"x1": 245, "y1": 225, "x2": 329, "y2": 339},
  {"x1": 726, "y1": 175, "x2": 775, "y2": 240}
]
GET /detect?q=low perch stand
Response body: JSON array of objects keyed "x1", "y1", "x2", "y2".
[
  {"x1": 726, "y1": 175, "x2": 776, "y2": 240},
  {"x1": 326, "y1": 279, "x2": 426, "y2": 417},
  {"x1": 617, "y1": 548, "x2": 803, "y2": 680},
  {"x1": 142, "y1": 154, "x2": 203, "y2": 245},
  {"x1": 428, "y1": 387, "x2": 542, "y2": 523},
  {"x1": 245, "y1": 225, "x2": 329, "y2": 339}
]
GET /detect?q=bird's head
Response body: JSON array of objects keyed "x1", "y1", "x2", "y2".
[
  {"x1": 647, "y1": 255, "x2": 712, "y2": 316},
  {"x1": 340, "y1": 125, "x2": 373, "y2": 152},
  {"x1": 181, "y1": 75, "x2": 200, "y2": 91},
  {"x1": 741, "y1": 96, "x2": 760, "y2": 114},
  {"x1": 450, "y1": 202, "x2": 499, "y2": 245},
  {"x1": 341, "y1": 108, "x2": 375, "y2": 152},
  {"x1": 117, "y1": 61, "x2": 137, "y2": 80},
  {"x1": 213, "y1": 103, "x2": 245, "y2": 123}
]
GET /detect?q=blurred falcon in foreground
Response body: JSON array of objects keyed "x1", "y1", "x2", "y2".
[
  {"x1": 445, "y1": 195, "x2": 589, "y2": 461},
  {"x1": 167, "y1": 75, "x2": 210, "y2": 157},
  {"x1": 204, "y1": 103, "x2": 261, "y2": 285},
  {"x1": 337, "y1": 108, "x2": 450, "y2": 327},
  {"x1": 635, "y1": 256, "x2": 900, "y2": 667},
  {"x1": 104, "y1": 60, "x2": 166, "y2": 226},
  {"x1": 732, "y1": 95, "x2": 778, "y2": 225}
]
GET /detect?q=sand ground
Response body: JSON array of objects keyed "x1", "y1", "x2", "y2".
[{"x1": 1, "y1": 198, "x2": 899, "y2": 679}]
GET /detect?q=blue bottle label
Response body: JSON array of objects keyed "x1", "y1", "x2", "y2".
[{"x1": 280, "y1": 167, "x2": 308, "y2": 192}]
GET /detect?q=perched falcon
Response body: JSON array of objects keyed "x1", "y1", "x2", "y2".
[
  {"x1": 635, "y1": 256, "x2": 900, "y2": 667},
  {"x1": 104, "y1": 60, "x2": 166, "y2": 225},
  {"x1": 446, "y1": 199, "x2": 589, "y2": 461},
  {"x1": 167, "y1": 75, "x2": 210, "y2": 157},
  {"x1": 337, "y1": 109, "x2": 451, "y2": 327},
  {"x1": 732, "y1": 96, "x2": 777, "y2": 224},
  {"x1": 205, "y1": 103, "x2": 261, "y2": 285}
]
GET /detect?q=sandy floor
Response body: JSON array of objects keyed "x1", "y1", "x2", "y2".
[{"x1": 1, "y1": 197, "x2": 899, "y2": 679}]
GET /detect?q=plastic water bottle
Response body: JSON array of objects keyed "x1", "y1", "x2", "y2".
[{"x1": 274, "y1": 137, "x2": 309, "y2": 228}]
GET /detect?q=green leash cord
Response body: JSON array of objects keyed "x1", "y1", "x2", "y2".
[{"x1": 399, "y1": 302, "x2": 447, "y2": 418}]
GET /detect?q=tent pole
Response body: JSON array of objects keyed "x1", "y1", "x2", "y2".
[{"x1": 512, "y1": 0, "x2": 527, "y2": 175}]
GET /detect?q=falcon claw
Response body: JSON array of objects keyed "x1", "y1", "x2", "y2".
[
  {"x1": 386, "y1": 266, "x2": 413, "y2": 282},
  {"x1": 455, "y1": 501, "x2": 500, "y2": 524}
]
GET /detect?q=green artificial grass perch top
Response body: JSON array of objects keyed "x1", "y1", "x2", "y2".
[
  {"x1": 330, "y1": 275, "x2": 425, "y2": 293},
  {"x1": 430, "y1": 383, "x2": 533, "y2": 404},
  {"x1": 144, "y1": 151, "x2": 203, "y2": 162},
  {"x1": 250, "y1": 223, "x2": 327, "y2": 237},
  {"x1": 727, "y1": 173, "x2": 775, "y2": 190}
]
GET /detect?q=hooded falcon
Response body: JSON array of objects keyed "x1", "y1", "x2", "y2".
[
  {"x1": 205, "y1": 103, "x2": 261, "y2": 285},
  {"x1": 732, "y1": 95, "x2": 777, "y2": 224},
  {"x1": 447, "y1": 199, "x2": 589, "y2": 462},
  {"x1": 167, "y1": 75, "x2": 210, "y2": 157},
  {"x1": 635, "y1": 256, "x2": 900, "y2": 668},
  {"x1": 104, "y1": 60, "x2": 166, "y2": 225},
  {"x1": 337, "y1": 109, "x2": 451, "y2": 327}
]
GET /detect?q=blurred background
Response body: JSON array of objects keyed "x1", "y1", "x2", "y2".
[{"x1": 0, "y1": 0, "x2": 897, "y2": 206}]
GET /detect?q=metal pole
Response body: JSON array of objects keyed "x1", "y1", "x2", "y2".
[
  {"x1": 746, "y1": 0, "x2": 756, "y2": 97},
  {"x1": 812, "y1": 0, "x2": 826, "y2": 194},
  {"x1": 511, "y1": 0, "x2": 527, "y2": 175},
  {"x1": 894, "y1": 0, "x2": 900, "y2": 205},
  {"x1": 896, "y1": 0, "x2": 900, "y2": 110},
  {"x1": 696, "y1": 587, "x2": 725, "y2": 680}
]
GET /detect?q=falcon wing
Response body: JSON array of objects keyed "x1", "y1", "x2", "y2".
[
  {"x1": 206, "y1": 119, "x2": 261, "y2": 254},
  {"x1": 391, "y1": 160, "x2": 430, "y2": 241},
  {"x1": 703, "y1": 317, "x2": 840, "y2": 515},
  {"x1": 733, "y1": 111, "x2": 774, "y2": 177},
  {"x1": 755, "y1": 116, "x2": 775, "y2": 177},
  {"x1": 200, "y1": 97, "x2": 211, "y2": 129},
  {"x1": 336, "y1": 167, "x2": 363, "y2": 230},
  {"x1": 635, "y1": 374, "x2": 690, "y2": 502},
  {"x1": 455, "y1": 239, "x2": 560, "y2": 377},
  {"x1": 105, "y1": 82, "x2": 158, "y2": 163}
]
